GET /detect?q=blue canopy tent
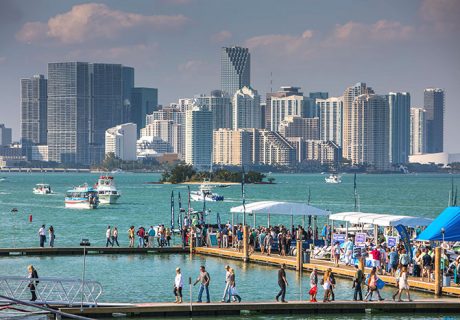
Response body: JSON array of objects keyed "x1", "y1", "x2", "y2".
[{"x1": 417, "y1": 207, "x2": 460, "y2": 241}]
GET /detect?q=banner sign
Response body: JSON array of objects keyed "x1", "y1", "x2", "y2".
[
  {"x1": 386, "y1": 236, "x2": 399, "y2": 248},
  {"x1": 355, "y1": 232, "x2": 367, "y2": 245},
  {"x1": 395, "y1": 224, "x2": 413, "y2": 261},
  {"x1": 332, "y1": 233, "x2": 346, "y2": 244}
]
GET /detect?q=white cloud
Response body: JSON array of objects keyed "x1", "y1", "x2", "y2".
[
  {"x1": 16, "y1": 3, "x2": 190, "y2": 44},
  {"x1": 245, "y1": 30, "x2": 314, "y2": 55},
  {"x1": 331, "y1": 20, "x2": 414, "y2": 43},
  {"x1": 178, "y1": 60, "x2": 207, "y2": 72},
  {"x1": 419, "y1": 0, "x2": 460, "y2": 33},
  {"x1": 211, "y1": 30, "x2": 232, "y2": 43}
]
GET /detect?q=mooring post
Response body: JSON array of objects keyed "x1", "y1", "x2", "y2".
[
  {"x1": 189, "y1": 228, "x2": 194, "y2": 254},
  {"x1": 296, "y1": 230, "x2": 303, "y2": 272},
  {"x1": 434, "y1": 247, "x2": 442, "y2": 296},
  {"x1": 243, "y1": 225, "x2": 249, "y2": 262}
]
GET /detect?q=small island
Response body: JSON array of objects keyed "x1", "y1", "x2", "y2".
[{"x1": 160, "y1": 164, "x2": 275, "y2": 184}]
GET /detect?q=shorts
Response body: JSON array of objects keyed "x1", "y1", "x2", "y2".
[{"x1": 372, "y1": 260, "x2": 381, "y2": 267}]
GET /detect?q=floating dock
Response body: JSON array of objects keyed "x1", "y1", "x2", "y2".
[
  {"x1": 0, "y1": 247, "x2": 187, "y2": 256},
  {"x1": 194, "y1": 247, "x2": 460, "y2": 297},
  {"x1": 59, "y1": 300, "x2": 460, "y2": 318}
]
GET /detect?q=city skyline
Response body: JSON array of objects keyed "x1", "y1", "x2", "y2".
[{"x1": 0, "y1": 0, "x2": 459, "y2": 152}]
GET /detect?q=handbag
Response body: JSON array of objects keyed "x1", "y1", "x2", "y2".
[{"x1": 230, "y1": 286, "x2": 238, "y2": 296}]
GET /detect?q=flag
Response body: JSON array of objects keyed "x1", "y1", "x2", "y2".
[
  {"x1": 242, "y1": 166, "x2": 246, "y2": 213},
  {"x1": 178, "y1": 192, "x2": 182, "y2": 229},
  {"x1": 395, "y1": 224, "x2": 413, "y2": 261},
  {"x1": 170, "y1": 190, "x2": 175, "y2": 230},
  {"x1": 217, "y1": 212, "x2": 222, "y2": 230},
  {"x1": 353, "y1": 173, "x2": 358, "y2": 211}
]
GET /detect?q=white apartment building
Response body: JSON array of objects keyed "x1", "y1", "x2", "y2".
[
  {"x1": 185, "y1": 106, "x2": 213, "y2": 169},
  {"x1": 233, "y1": 86, "x2": 262, "y2": 130},
  {"x1": 410, "y1": 107, "x2": 427, "y2": 155},
  {"x1": 317, "y1": 97, "x2": 343, "y2": 146},
  {"x1": 105, "y1": 123, "x2": 137, "y2": 161}
]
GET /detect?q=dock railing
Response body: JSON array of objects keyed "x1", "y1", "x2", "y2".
[{"x1": 0, "y1": 276, "x2": 103, "y2": 307}]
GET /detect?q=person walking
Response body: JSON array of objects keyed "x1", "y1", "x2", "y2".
[
  {"x1": 393, "y1": 266, "x2": 412, "y2": 302},
  {"x1": 48, "y1": 226, "x2": 55, "y2": 247},
  {"x1": 322, "y1": 269, "x2": 333, "y2": 302},
  {"x1": 112, "y1": 227, "x2": 120, "y2": 247},
  {"x1": 275, "y1": 264, "x2": 288, "y2": 303},
  {"x1": 38, "y1": 225, "x2": 46, "y2": 248},
  {"x1": 27, "y1": 265, "x2": 39, "y2": 301},
  {"x1": 228, "y1": 268, "x2": 242, "y2": 303},
  {"x1": 309, "y1": 268, "x2": 318, "y2": 302},
  {"x1": 137, "y1": 226, "x2": 145, "y2": 248},
  {"x1": 147, "y1": 226, "x2": 156, "y2": 248},
  {"x1": 352, "y1": 265, "x2": 364, "y2": 301},
  {"x1": 174, "y1": 267, "x2": 183, "y2": 303},
  {"x1": 344, "y1": 238, "x2": 354, "y2": 266},
  {"x1": 105, "y1": 226, "x2": 113, "y2": 247},
  {"x1": 333, "y1": 242, "x2": 341, "y2": 267},
  {"x1": 128, "y1": 226, "x2": 135, "y2": 248},
  {"x1": 364, "y1": 267, "x2": 384, "y2": 301},
  {"x1": 221, "y1": 265, "x2": 232, "y2": 302},
  {"x1": 193, "y1": 265, "x2": 211, "y2": 303}
]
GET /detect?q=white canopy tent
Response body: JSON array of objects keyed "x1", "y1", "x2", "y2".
[
  {"x1": 230, "y1": 201, "x2": 330, "y2": 235},
  {"x1": 329, "y1": 211, "x2": 433, "y2": 240}
]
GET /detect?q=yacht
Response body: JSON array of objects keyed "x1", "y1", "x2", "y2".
[
  {"x1": 33, "y1": 183, "x2": 52, "y2": 195},
  {"x1": 325, "y1": 174, "x2": 342, "y2": 184},
  {"x1": 95, "y1": 175, "x2": 121, "y2": 204},
  {"x1": 65, "y1": 184, "x2": 99, "y2": 209},
  {"x1": 190, "y1": 182, "x2": 224, "y2": 202}
]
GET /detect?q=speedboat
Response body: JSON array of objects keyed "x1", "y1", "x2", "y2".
[
  {"x1": 33, "y1": 183, "x2": 52, "y2": 195},
  {"x1": 95, "y1": 175, "x2": 121, "y2": 204},
  {"x1": 65, "y1": 184, "x2": 99, "y2": 209},
  {"x1": 325, "y1": 174, "x2": 341, "y2": 184},
  {"x1": 190, "y1": 183, "x2": 224, "y2": 202}
]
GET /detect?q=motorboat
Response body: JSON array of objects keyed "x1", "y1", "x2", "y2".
[
  {"x1": 325, "y1": 174, "x2": 342, "y2": 184},
  {"x1": 95, "y1": 175, "x2": 121, "y2": 204},
  {"x1": 65, "y1": 184, "x2": 99, "y2": 209},
  {"x1": 190, "y1": 183, "x2": 224, "y2": 202},
  {"x1": 33, "y1": 183, "x2": 52, "y2": 195}
]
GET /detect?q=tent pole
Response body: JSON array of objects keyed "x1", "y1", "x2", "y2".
[
  {"x1": 253, "y1": 213, "x2": 256, "y2": 228},
  {"x1": 268, "y1": 213, "x2": 270, "y2": 228},
  {"x1": 346, "y1": 221, "x2": 349, "y2": 239},
  {"x1": 291, "y1": 215, "x2": 294, "y2": 231},
  {"x1": 373, "y1": 224, "x2": 378, "y2": 245},
  {"x1": 303, "y1": 215, "x2": 305, "y2": 229}
]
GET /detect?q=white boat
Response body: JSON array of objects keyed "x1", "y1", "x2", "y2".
[
  {"x1": 95, "y1": 175, "x2": 121, "y2": 204},
  {"x1": 65, "y1": 184, "x2": 99, "y2": 209},
  {"x1": 33, "y1": 183, "x2": 52, "y2": 195},
  {"x1": 190, "y1": 182, "x2": 224, "y2": 202},
  {"x1": 325, "y1": 174, "x2": 342, "y2": 184}
]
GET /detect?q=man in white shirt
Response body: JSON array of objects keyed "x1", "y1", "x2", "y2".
[
  {"x1": 221, "y1": 265, "x2": 232, "y2": 302},
  {"x1": 105, "y1": 226, "x2": 113, "y2": 247},
  {"x1": 38, "y1": 225, "x2": 46, "y2": 247}
]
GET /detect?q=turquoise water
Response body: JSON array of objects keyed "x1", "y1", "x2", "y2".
[
  {"x1": 0, "y1": 172, "x2": 455, "y2": 247},
  {"x1": 0, "y1": 173, "x2": 458, "y2": 319}
]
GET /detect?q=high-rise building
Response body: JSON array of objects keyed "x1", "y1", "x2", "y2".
[
  {"x1": 122, "y1": 67, "x2": 135, "y2": 123},
  {"x1": 47, "y1": 62, "x2": 91, "y2": 164},
  {"x1": 307, "y1": 92, "x2": 328, "y2": 118},
  {"x1": 256, "y1": 130, "x2": 296, "y2": 167},
  {"x1": 388, "y1": 92, "x2": 410, "y2": 164},
  {"x1": 350, "y1": 94, "x2": 390, "y2": 171},
  {"x1": 185, "y1": 106, "x2": 213, "y2": 169},
  {"x1": 194, "y1": 90, "x2": 232, "y2": 129},
  {"x1": 140, "y1": 120, "x2": 184, "y2": 159},
  {"x1": 342, "y1": 82, "x2": 375, "y2": 160},
  {"x1": 221, "y1": 46, "x2": 250, "y2": 97},
  {"x1": 213, "y1": 129, "x2": 253, "y2": 166},
  {"x1": 410, "y1": 107, "x2": 427, "y2": 155},
  {"x1": 288, "y1": 139, "x2": 341, "y2": 166},
  {"x1": 0, "y1": 124, "x2": 12, "y2": 146},
  {"x1": 105, "y1": 123, "x2": 137, "y2": 161},
  {"x1": 20, "y1": 75, "x2": 48, "y2": 152},
  {"x1": 278, "y1": 116, "x2": 320, "y2": 140},
  {"x1": 269, "y1": 86, "x2": 308, "y2": 131},
  {"x1": 131, "y1": 87, "x2": 158, "y2": 136},
  {"x1": 233, "y1": 86, "x2": 262, "y2": 130},
  {"x1": 424, "y1": 88, "x2": 444, "y2": 153},
  {"x1": 317, "y1": 97, "x2": 343, "y2": 146}
]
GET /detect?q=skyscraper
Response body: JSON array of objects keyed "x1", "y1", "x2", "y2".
[
  {"x1": 131, "y1": 87, "x2": 158, "y2": 136},
  {"x1": 105, "y1": 123, "x2": 137, "y2": 161},
  {"x1": 0, "y1": 124, "x2": 12, "y2": 146},
  {"x1": 47, "y1": 62, "x2": 91, "y2": 164},
  {"x1": 278, "y1": 116, "x2": 320, "y2": 140},
  {"x1": 233, "y1": 86, "x2": 262, "y2": 130},
  {"x1": 194, "y1": 90, "x2": 232, "y2": 129},
  {"x1": 185, "y1": 106, "x2": 213, "y2": 169},
  {"x1": 424, "y1": 88, "x2": 444, "y2": 153},
  {"x1": 350, "y1": 94, "x2": 390, "y2": 171},
  {"x1": 122, "y1": 66, "x2": 135, "y2": 123},
  {"x1": 410, "y1": 107, "x2": 427, "y2": 155},
  {"x1": 20, "y1": 74, "x2": 47, "y2": 158},
  {"x1": 342, "y1": 82, "x2": 375, "y2": 160},
  {"x1": 221, "y1": 46, "x2": 250, "y2": 97},
  {"x1": 270, "y1": 87, "x2": 308, "y2": 132},
  {"x1": 317, "y1": 97, "x2": 343, "y2": 146},
  {"x1": 388, "y1": 92, "x2": 410, "y2": 164}
]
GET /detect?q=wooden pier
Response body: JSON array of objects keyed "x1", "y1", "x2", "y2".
[
  {"x1": 59, "y1": 299, "x2": 460, "y2": 318},
  {"x1": 0, "y1": 246, "x2": 187, "y2": 256},
  {"x1": 194, "y1": 246, "x2": 460, "y2": 297}
]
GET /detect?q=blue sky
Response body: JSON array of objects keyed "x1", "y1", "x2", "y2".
[{"x1": 0, "y1": 0, "x2": 459, "y2": 152}]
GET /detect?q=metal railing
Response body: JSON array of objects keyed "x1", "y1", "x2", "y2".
[{"x1": 0, "y1": 276, "x2": 103, "y2": 307}]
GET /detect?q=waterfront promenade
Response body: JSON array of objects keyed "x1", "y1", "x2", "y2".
[
  {"x1": 0, "y1": 246, "x2": 187, "y2": 256},
  {"x1": 60, "y1": 299, "x2": 460, "y2": 318}
]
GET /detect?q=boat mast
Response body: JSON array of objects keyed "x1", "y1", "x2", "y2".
[
  {"x1": 178, "y1": 192, "x2": 182, "y2": 229},
  {"x1": 353, "y1": 173, "x2": 358, "y2": 211},
  {"x1": 170, "y1": 190, "x2": 175, "y2": 230}
]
